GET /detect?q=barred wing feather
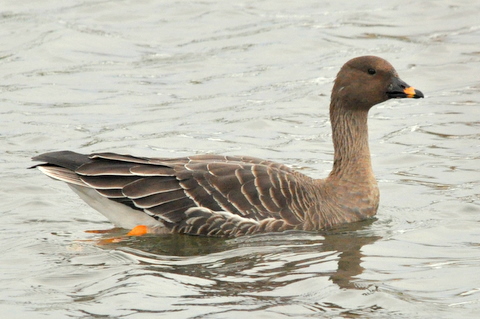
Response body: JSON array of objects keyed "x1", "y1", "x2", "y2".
[{"x1": 77, "y1": 153, "x2": 314, "y2": 230}]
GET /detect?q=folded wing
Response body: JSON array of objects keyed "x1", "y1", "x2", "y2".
[{"x1": 33, "y1": 151, "x2": 317, "y2": 236}]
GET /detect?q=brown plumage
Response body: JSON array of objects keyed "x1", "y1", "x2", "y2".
[{"x1": 31, "y1": 56, "x2": 423, "y2": 237}]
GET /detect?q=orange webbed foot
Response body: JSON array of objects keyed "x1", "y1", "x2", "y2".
[
  {"x1": 81, "y1": 226, "x2": 149, "y2": 245},
  {"x1": 85, "y1": 227, "x2": 122, "y2": 234},
  {"x1": 126, "y1": 225, "x2": 149, "y2": 236}
]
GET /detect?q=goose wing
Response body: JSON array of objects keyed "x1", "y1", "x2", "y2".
[
  {"x1": 32, "y1": 151, "x2": 317, "y2": 235},
  {"x1": 78, "y1": 153, "x2": 314, "y2": 225}
]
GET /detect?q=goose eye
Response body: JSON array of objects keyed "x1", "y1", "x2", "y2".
[{"x1": 367, "y1": 68, "x2": 376, "y2": 75}]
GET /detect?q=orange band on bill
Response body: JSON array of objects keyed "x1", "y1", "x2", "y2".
[{"x1": 404, "y1": 86, "x2": 417, "y2": 98}]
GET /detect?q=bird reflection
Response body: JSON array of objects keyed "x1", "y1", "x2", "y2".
[
  {"x1": 104, "y1": 218, "x2": 379, "y2": 292},
  {"x1": 321, "y1": 219, "x2": 379, "y2": 289}
]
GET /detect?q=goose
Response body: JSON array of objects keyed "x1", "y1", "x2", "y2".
[{"x1": 31, "y1": 56, "x2": 423, "y2": 237}]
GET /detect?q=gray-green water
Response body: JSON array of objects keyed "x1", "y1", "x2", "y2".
[{"x1": 1, "y1": 1, "x2": 479, "y2": 318}]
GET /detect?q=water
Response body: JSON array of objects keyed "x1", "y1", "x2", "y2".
[{"x1": 1, "y1": 0, "x2": 479, "y2": 318}]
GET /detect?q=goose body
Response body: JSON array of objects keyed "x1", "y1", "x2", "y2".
[{"x1": 32, "y1": 56, "x2": 423, "y2": 237}]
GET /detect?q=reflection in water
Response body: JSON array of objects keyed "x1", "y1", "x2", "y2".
[
  {"x1": 80, "y1": 219, "x2": 381, "y2": 314},
  {"x1": 321, "y1": 220, "x2": 379, "y2": 289}
]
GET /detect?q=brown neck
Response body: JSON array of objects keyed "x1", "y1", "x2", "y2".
[{"x1": 328, "y1": 102, "x2": 374, "y2": 181}]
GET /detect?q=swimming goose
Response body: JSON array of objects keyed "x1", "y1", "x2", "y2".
[{"x1": 31, "y1": 56, "x2": 423, "y2": 237}]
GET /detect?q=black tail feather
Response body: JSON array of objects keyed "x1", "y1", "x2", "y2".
[{"x1": 30, "y1": 151, "x2": 91, "y2": 171}]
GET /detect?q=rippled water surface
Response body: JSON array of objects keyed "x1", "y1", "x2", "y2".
[{"x1": 1, "y1": 1, "x2": 479, "y2": 318}]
